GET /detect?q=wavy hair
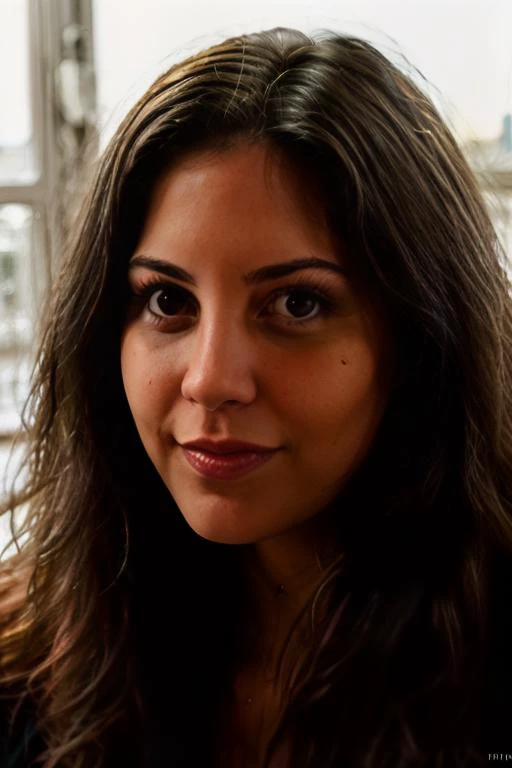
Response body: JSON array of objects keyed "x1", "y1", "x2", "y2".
[{"x1": 1, "y1": 26, "x2": 512, "y2": 767}]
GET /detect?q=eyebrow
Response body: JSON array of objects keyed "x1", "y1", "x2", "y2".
[{"x1": 128, "y1": 255, "x2": 347, "y2": 285}]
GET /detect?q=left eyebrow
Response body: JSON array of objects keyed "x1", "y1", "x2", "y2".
[
  {"x1": 128, "y1": 255, "x2": 347, "y2": 285},
  {"x1": 242, "y1": 257, "x2": 347, "y2": 285}
]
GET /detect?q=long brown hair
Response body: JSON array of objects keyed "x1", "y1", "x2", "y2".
[{"x1": 1, "y1": 27, "x2": 512, "y2": 767}]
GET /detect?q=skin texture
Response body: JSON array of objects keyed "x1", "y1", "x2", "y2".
[{"x1": 121, "y1": 141, "x2": 394, "y2": 563}]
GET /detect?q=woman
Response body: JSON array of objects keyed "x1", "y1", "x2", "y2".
[{"x1": 1, "y1": 26, "x2": 511, "y2": 768}]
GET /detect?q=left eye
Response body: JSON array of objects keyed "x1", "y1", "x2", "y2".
[{"x1": 268, "y1": 289, "x2": 324, "y2": 321}]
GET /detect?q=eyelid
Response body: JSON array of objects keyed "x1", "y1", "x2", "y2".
[
  {"x1": 263, "y1": 281, "x2": 336, "y2": 309},
  {"x1": 129, "y1": 269, "x2": 340, "y2": 296},
  {"x1": 130, "y1": 278, "x2": 193, "y2": 300}
]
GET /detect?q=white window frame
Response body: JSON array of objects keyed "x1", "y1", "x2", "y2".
[{"x1": 0, "y1": 0, "x2": 97, "y2": 438}]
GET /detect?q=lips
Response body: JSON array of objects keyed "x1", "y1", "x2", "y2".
[
  {"x1": 180, "y1": 444, "x2": 279, "y2": 480},
  {"x1": 180, "y1": 438, "x2": 277, "y2": 455}
]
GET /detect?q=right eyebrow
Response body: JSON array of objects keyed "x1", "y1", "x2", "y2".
[{"x1": 128, "y1": 256, "x2": 198, "y2": 286}]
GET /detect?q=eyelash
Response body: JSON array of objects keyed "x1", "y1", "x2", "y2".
[{"x1": 129, "y1": 277, "x2": 339, "y2": 329}]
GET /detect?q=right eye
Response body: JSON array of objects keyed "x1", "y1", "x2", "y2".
[{"x1": 136, "y1": 282, "x2": 195, "y2": 319}]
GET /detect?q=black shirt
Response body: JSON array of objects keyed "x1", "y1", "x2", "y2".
[{"x1": 1, "y1": 555, "x2": 511, "y2": 766}]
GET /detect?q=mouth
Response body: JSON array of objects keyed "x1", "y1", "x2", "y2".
[{"x1": 180, "y1": 446, "x2": 280, "y2": 480}]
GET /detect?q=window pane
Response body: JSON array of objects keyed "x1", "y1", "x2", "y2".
[
  {"x1": 0, "y1": 0, "x2": 36, "y2": 183},
  {"x1": 0, "y1": 204, "x2": 34, "y2": 436}
]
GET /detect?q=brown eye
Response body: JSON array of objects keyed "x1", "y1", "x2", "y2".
[
  {"x1": 265, "y1": 285, "x2": 336, "y2": 325},
  {"x1": 274, "y1": 290, "x2": 321, "y2": 320},
  {"x1": 147, "y1": 286, "x2": 194, "y2": 317}
]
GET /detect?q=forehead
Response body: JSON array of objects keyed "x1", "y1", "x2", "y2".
[
  {"x1": 151, "y1": 142, "x2": 325, "y2": 215},
  {"x1": 136, "y1": 141, "x2": 343, "y2": 270}
]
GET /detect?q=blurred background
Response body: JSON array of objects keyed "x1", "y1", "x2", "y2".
[{"x1": 1, "y1": 0, "x2": 511, "y2": 543}]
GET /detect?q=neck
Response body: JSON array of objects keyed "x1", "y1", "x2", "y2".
[
  {"x1": 238, "y1": 517, "x2": 337, "y2": 668},
  {"x1": 246, "y1": 533, "x2": 323, "y2": 603}
]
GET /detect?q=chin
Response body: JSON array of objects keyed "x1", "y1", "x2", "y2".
[
  {"x1": 179, "y1": 511, "x2": 270, "y2": 546},
  {"x1": 189, "y1": 524, "x2": 258, "y2": 546}
]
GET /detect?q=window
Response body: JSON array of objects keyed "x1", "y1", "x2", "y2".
[
  {"x1": 0, "y1": 1, "x2": 96, "y2": 556},
  {"x1": 0, "y1": 0, "x2": 96, "y2": 440}
]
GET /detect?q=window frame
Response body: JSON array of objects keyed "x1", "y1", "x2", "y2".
[{"x1": 0, "y1": 0, "x2": 96, "y2": 438}]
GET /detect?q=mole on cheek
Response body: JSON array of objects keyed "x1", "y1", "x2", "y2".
[{"x1": 340, "y1": 359, "x2": 348, "y2": 366}]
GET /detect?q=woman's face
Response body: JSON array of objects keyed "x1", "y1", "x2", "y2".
[{"x1": 121, "y1": 141, "x2": 393, "y2": 545}]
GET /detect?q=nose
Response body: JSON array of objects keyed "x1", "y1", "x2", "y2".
[{"x1": 180, "y1": 311, "x2": 258, "y2": 411}]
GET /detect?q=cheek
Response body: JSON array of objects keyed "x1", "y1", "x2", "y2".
[
  {"x1": 120, "y1": 330, "x2": 177, "y2": 429},
  {"x1": 273, "y1": 341, "x2": 387, "y2": 442},
  {"x1": 278, "y1": 346, "x2": 389, "y2": 502}
]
